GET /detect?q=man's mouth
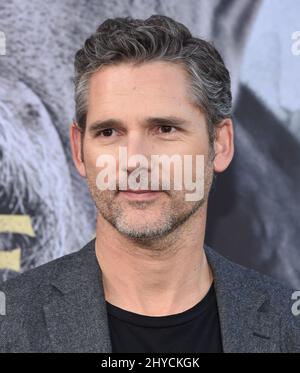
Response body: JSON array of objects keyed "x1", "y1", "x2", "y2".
[{"x1": 119, "y1": 189, "x2": 163, "y2": 200}]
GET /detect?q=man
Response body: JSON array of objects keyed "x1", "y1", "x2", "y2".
[{"x1": 0, "y1": 15, "x2": 299, "y2": 353}]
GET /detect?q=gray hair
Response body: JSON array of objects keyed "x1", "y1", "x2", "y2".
[{"x1": 74, "y1": 15, "x2": 232, "y2": 144}]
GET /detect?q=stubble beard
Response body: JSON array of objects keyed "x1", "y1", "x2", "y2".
[{"x1": 86, "y1": 159, "x2": 214, "y2": 249}]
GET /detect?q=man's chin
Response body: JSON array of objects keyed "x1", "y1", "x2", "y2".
[{"x1": 113, "y1": 219, "x2": 172, "y2": 241}]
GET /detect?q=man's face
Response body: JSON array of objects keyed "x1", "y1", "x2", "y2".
[{"x1": 82, "y1": 61, "x2": 214, "y2": 241}]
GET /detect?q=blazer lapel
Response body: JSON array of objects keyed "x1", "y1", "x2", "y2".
[
  {"x1": 43, "y1": 239, "x2": 112, "y2": 353},
  {"x1": 205, "y1": 245, "x2": 281, "y2": 353}
]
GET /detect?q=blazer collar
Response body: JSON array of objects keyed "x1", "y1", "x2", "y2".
[
  {"x1": 204, "y1": 245, "x2": 280, "y2": 352},
  {"x1": 43, "y1": 238, "x2": 112, "y2": 352}
]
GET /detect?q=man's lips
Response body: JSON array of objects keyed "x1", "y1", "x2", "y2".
[
  {"x1": 118, "y1": 189, "x2": 163, "y2": 200},
  {"x1": 121, "y1": 189, "x2": 157, "y2": 193}
]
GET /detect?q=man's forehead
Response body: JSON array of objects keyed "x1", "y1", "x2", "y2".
[
  {"x1": 86, "y1": 62, "x2": 200, "y2": 126},
  {"x1": 88, "y1": 60, "x2": 191, "y2": 98}
]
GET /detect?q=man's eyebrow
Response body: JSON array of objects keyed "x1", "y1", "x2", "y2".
[
  {"x1": 88, "y1": 116, "x2": 189, "y2": 134},
  {"x1": 88, "y1": 119, "x2": 122, "y2": 134},
  {"x1": 145, "y1": 116, "x2": 189, "y2": 127}
]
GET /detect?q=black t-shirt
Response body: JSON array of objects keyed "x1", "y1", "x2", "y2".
[{"x1": 106, "y1": 283, "x2": 223, "y2": 353}]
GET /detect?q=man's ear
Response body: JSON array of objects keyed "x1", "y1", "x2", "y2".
[
  {"x1": 213, "y1": 118, "x2": 234, "y2": 173},
  {"x1": 70, "y1": 122, "x2": 86, "y2": 177}
]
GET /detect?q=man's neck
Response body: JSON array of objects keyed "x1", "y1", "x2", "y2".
[{"x1": 95, "y1": 207, "x2": 213, "y2": 316}]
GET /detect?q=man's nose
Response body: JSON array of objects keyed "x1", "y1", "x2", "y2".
[{"x1": 124, "y1": 131, "x2": 153, "y2": 173}]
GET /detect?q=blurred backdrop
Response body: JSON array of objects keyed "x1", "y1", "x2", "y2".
[{"x1": 0, "y1": 0, "x2": 299, "y2": 287}]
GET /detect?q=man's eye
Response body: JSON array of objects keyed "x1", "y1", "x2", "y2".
[
  {"x1": 158, "y1": 126, "x2": 176, "y2": 134},
  {"x1": 97, "y1": 128, "x2": 116, "y2": 137}
]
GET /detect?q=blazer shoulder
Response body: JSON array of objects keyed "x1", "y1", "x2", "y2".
[
  {"x1": 0, "y1": 247, "x2": 86, "y2": 295},
  {"x1": 205, "y1": 244, "x2": 296, "y2": 300},
  {"x1": 0, "y1": 246, "x2": 88, "y2": 326},
  {"x1": 205, "y1": 245, "x2": 300, "y2": 349},
  {"x1": 228, "y1": 255, "x2": 296, "y2": 304},
  {"x1": 0, "y1": 241, "x2": 95, "y2": 352}
]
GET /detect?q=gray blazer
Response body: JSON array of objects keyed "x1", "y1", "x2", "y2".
[{"x1": 0, "y1": 238, "x2": 299, "y2": 353}]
